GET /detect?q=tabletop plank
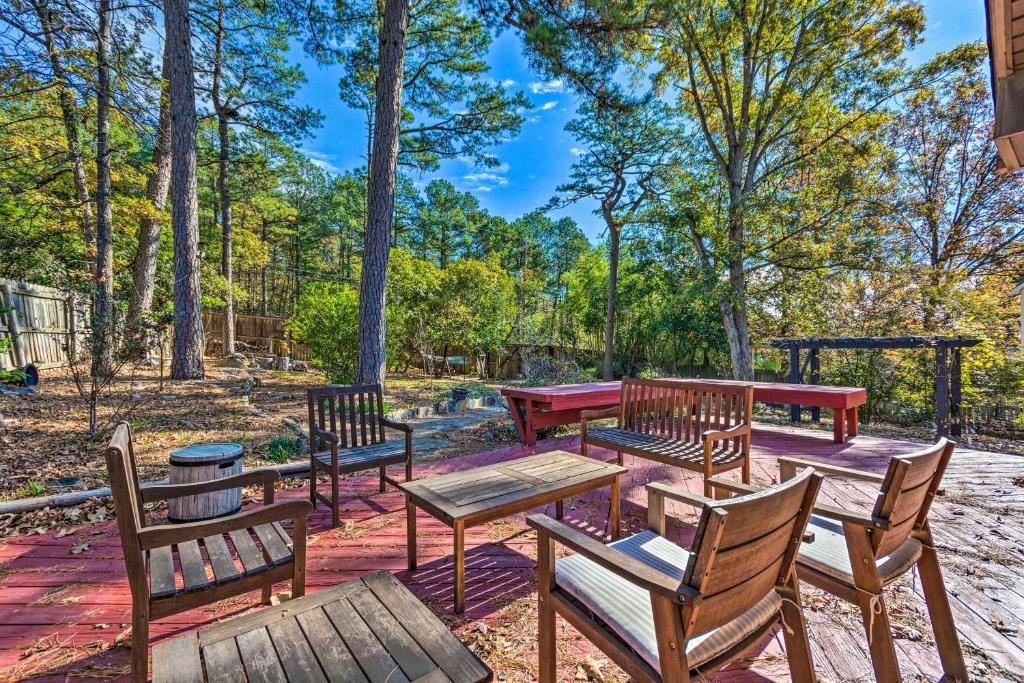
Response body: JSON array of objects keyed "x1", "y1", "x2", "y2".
[
  {"x1": 349, "y1": 586, "x2": 435, "y2": 679},
  {"x1": 152, "y1": 631, "x2": 203, "y2": 683},
  {"x1": 363, "y1": 572, "x2": 491, "y2": 682},
  {"x1": 323, "y1": 597, "x2": 411, "y2": 683},
  {"x1": 266, "y1": 616, "x2": 328, "y2": 683},
  {"x1": 236, "y1": 627, "x2": 288, "y2": 683},
  {"x1": 201, "y1": 638, "x2": 247, "y2": 683},
  {"x1": 295, "y1": 607, "x2": 369, "y2": 683}
]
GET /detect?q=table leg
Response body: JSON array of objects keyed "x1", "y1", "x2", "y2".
[
  {"x1": 555, "y1": 500, "x2": 564, "y2": 520},
  {"x1": 847, "y1": 407, "x2": 859, "y2": 438},
  {"x1": 610, "y1": 475, "x2": 620, "y2": 540},
  {"x1": 454, "y1": 520, "x2": 465, "y2": 614},
  {"x1": 832, "y1": 408, "x2": 845, "y2": 443},
  {"x1": 505, "y1": 396, "x2": 531, "y2": 445},
  {"x1": 406, "y1": 497, "x2": 417, "y2": 571}
]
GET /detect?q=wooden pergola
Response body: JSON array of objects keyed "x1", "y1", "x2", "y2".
[{"x1": 770, "y1": 336, "x2": 982, "y2": 437}]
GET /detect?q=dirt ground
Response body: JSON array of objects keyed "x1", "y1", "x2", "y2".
[{"x1": 0, "y1": 359, "x2": 513, "y2": 507}]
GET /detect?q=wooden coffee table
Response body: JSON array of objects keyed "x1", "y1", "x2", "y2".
[
  {"x1": 151, "y1": 570, "x2": 492, "y2": 682},
  {"x1": 400, "y1": 450, "x2": 626, "y2": 613}
]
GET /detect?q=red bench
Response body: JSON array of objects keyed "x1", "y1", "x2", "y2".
[{"x1": 502, "y1": 380, "x2": 866, "y2": 445}]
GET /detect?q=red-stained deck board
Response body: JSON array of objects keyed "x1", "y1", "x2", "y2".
[{"x1": 0, "y1": 424, "x2": 1021, "y2": 681}]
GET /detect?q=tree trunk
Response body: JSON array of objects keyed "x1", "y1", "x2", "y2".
[
  {"x1": 217, "y1": 114, "x2": 234, "y2": 355},
  {"x1": 92, "y1": 0, "x2": 114, "y2": 377},
  {"x1": 128, "y1": 41, "x2": 172, "y2": 333},
  {"x1": 603, "y1": 227, "x2": 620, "y2": 380},
  {"x1": 721, "y1": 193, "x2": 754, "y2": 380},
  {"x1": 356, "y1": 0, "x2": 408, "y2": 386},
  {"x1": 33, "y1": 0, "x2": 95, "y2": 272},
  {"x1": 165, "y1": 0, "x2": 205, "y2": 379}
]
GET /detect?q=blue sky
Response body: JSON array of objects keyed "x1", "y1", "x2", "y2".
[{"x1": 290, "y1": 1, "x2": 988, "y2": 242}]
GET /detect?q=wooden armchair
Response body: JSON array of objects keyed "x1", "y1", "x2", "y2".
[
  {"x1": 308, "y1": 384, "x2": 413, "y2": 527},
  {"x1": 105, "y1": 422, "x2": 312, "y2": 682},
  {"x1": 527, "y1": 468, "x2": 823, "y2": 682},
  {"x1": 776, "y1": 439, "x2": 968, "y2": 682},
  {"x1": 581, "y1": 378, "x2": 753, "y2": 496}
]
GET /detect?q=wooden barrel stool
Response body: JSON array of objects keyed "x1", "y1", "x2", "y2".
[{"x1": 168, "y1": 443, "x2": 244, "y2": 523}]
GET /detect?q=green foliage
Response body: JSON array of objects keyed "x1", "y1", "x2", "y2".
[
  {"x1": 288, "y1": 283, "x2": 360, "y2": 383},
  {"x1": 265, "y1": 436, "x2": 298, "y2": 463},
  {"x1": 16, "y1": 481, "x2": 46, "y2": 498}
]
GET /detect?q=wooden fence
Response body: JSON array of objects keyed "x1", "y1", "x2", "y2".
[
  {"x1": 203, "y1": 311, "x2": 312, "y2": 361},
  {"x1": 0, "y1": 279, "x2": 84, "y2": 370}
]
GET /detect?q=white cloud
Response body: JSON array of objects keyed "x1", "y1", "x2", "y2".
[
  {"x1": 500, "y1": 79, "x2": 518, "y2": 87},
  {"x1": 302, "y1": 149, "x2": 340, "y2": 174},
  {"x1": 541, "y1": 101, "x2": 558, "y2": 111},
  {"x1": 570, "y1": 147, "x2": 586, "y2": 156},
  {"x1": 529, "y1": 79, "x2": 565, "y2": 94},
  {"x1": 463, "y1": 171, "x2": 509, "y2": 186}
]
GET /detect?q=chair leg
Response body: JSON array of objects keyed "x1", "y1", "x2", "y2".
[
  {"x1": 616, "y1": 450, "x2": 623, "y2": 466},
  {"x1": 261, "y1": 583, "x2": 273, "y2": 604},
  {"x1": 855, "y1": 588, "x2": 902, "y2": 682},
  {"x1": 309, "y1": 459, "x2": 317, "y2": 511},
  {"x1": 379, "y1": 465, "x2": 386, "y2": 493},
  {"x1": 917, "y1": 545, "x2": 969, "y2": 681},
  {"x1": 331, "y1": 468, "x2": 340, "y2": 529},
  {"x1": 779, "y1": 573, "x2": 816, "y2": 683},
  {"x1": 131, "y1": 605, "x2": 148, "y2": 683},
  {"x1": 538, "y1": 589, "x2": 556, "y2": 683}
]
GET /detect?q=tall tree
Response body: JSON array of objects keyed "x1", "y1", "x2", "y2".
[
  {"x1": 166, "y1": 0, "x2": 205, "y2": 379},
  {"x1": 355, "y1": 0, "x2": 408, "y2": 385},
  {"x1": 195, "y1": 0, "x2": 319, "y2": 354},
  {"x1": 128, "y1": 43, "x2": 172, "y2": 334},
  {"x1": 552, "y1": 95, "x2": 674, "y2": 378},
  {"x1": 890, "y1": 43, "x2": 1024, "y2": 331},
  {"x1": 92, "y1": 0, "x2": 114, "y2": 376}
]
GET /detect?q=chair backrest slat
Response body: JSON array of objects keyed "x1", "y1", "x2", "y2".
[
  {"x1": 871, "y1": 439, "x2": 953, "y2": 556},
  {"x1": 683, "y1": 468, "x2": 822, "y2": 636},
  {"x1": 307, "y1": 384, "x2": 388, "y2": 450}
]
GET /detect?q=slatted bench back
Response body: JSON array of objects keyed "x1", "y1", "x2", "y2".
[
  {"x1": 308, "y1": 384, "x2": 388, "y2": 452},
  {"x1": 871, "y1": 438, "x2": 954, "y2": 557},
  {"x1": 619, "y1": 378, "x2": 753, "y2": 451},
  {"x1": 683, "y1": 468, "x2": 822, "y2": 637}
]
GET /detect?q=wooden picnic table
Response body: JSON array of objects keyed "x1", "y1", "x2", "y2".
[
  {"x1": 400, "y1": 450, "x2": 626, "y2": 613},
  {"x1": 502, "y1": 380, "x2": 866, "y2": 445},
  {"x1": 151, "y1": 570, "x2": 493, "y2": 683}
]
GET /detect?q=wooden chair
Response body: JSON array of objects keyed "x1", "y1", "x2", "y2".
[
  {"x1": 308, "y1": 384, "x2": 413, "y2": 528},
  {"x1": 527, "y1": 468, "x2": 824, "y2": 682},
  {"x1": 776, "y1": 439, "x2": 969, "y2": 682},
  {"x1": 105, "y1": 422, "x2": 312, "y2": 682},
  {"x1": 581, "y1": 378, "x2": 753, "y2": 497}
]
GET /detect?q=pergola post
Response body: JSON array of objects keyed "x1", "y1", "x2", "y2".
[
  {"x1": 809, "y1": 348, "x2": 820, "y2": 423},
  {"x1": 788, "y1": 345, "x2": 801, "y2": 423},
  {"x1": 951, "y1": 347, "x2": 962, "y2": 437},
  {"x1": 935, "y1": 345, "x2": 949, "y2": 438}
]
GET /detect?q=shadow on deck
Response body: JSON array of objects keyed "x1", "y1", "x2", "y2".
[{"x1": 0, "y1": 423, "x2": 1022, "y2": 681}]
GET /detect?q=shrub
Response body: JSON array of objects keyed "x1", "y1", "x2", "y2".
[
  {"x1": 288, "y1": 283, "x2": 359, "y2": 383},
  {"x1": 266, "y1": 436, "x2": 298, "y2": 463}
]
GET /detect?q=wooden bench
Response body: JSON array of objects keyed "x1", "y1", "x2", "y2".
[
  {"x1": 582, "y1": 378, "x2": 753, "y2": 496},
  {"x1": 308, "y1": 384, "x2": 413, "y2": 528}
]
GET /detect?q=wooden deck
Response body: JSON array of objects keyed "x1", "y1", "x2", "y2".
[{"x1": 1, "y1": 423, "x2": 1022, "y2": 681}]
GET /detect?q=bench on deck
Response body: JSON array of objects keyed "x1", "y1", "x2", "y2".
[
  {"x1": 582, "y1": 378, "x2": 753, "y2": 496},
  {"x1": 503, "y1": 379, "x2": 866, "y2": 445}
]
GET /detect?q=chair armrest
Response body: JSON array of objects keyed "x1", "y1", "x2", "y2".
[
  {"x1": 702, "y1": 423, "x2": 750, "y2": 443},
  {"x1": 706, "y1": 478, "x2": 764, "y2": 496},
  {"x1": 141, "y1": 468, "x2": 280, "y2": 503},
  {"x1": 779, "y1": 456, "x2": 884, "y2": 484},
  {"x1": 812, "y1": 503, "x2": 892, "y2": 531},
  {"x1": 380, "y1": 416, "x2": 412, "y2": 433},
  {"x1": 310, "y1": 425, "x2": 338, "y2": 444},
  {"x1": 580, "y1": 406, "x2": 620, "y2": 422},
  {"x1": 527, "y1": 514, "x2": 694, "y2": 602},
  {"x1": 645, "y1": 482, "x2": 714, "y2": 510},
  {"x1": 138, "y1": 500, "x2": 313, "y2": 550}
]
